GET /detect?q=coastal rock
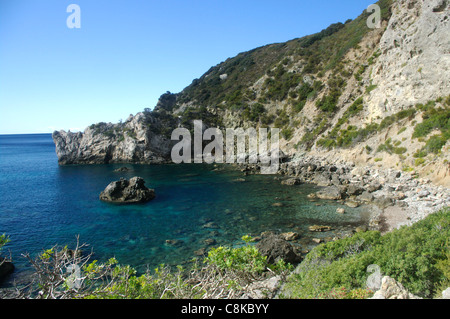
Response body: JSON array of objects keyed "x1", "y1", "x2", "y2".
[
  {"x1": 308, "y1": 225, "x2": 332, "y2": 232},
  {"x1": 272, "y1": 202, "x2": 285, "y2": 207},
  {"x1": 244, "y1": 275, "x2": 282, "y2": 299},
  {"x1": 374, "y1": 196, "x2": 394, "y2": 209},
  {"x1": 281, "y1": 178, "x2": 302, "y2": 186},
  {"x1": 256, "y1": 233, "x2": 302, "y2": 264},
  {"x1": 441, "y1": 287, "x2": 450, "y2": 299},
  {"x1": 357, "y1": 191, "x2": 374, "y2": 203},
  {"x1": 99, "y1": 176, "x2": 155, "y2": 204},
  {"x1": 52, "y1": 111, "x2": 174, "y2": 165},
  {"x1": 366, "y1": 183, "x2": 382, "y2": 193},
  {"x1": 194, "y1": 248, "x2": 207, "y2": 256},
  {"x1": 202, "y1": 222, "x2": 219, "y2": 229},
  {"x1": 165, "y1": 239, "x2": 183, "y2": 246},
  {"x1": 314, "y1": 173, "x2": 331, "y2": 187},
  {"x1": 203, "y1": 238, "x2": 217, "y2": 246},
  {"x1": 346, "y1": 184, "x2": 364, "y2": 196},
  {"x1": 345, "y1": 200, "x2": 359, "y2": 208},
  {"x1": 315, "y1": 186, "x2": 344, "y2": 200},
  {"x1": 280, "y1": 232, "x2": 299, "y2": 241},
  {"x1": 370, "y1": 276, "x2": 422, "y2": 299}
]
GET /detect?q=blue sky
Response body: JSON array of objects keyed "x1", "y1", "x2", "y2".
[{"x1": 0, "y1": 0, "x2": 376, "y2": 134}]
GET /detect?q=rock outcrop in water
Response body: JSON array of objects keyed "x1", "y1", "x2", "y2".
[{"x1": 99, "y1": 176, "x2": 155, "y2": 204}]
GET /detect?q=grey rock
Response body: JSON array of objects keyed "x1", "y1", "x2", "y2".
[
  {"x1": 99, "y1": 176, "x2": 155, "y2": 204},
  {"x1": 374, "y1": 196, "x2": 394, "y2": 208},
  {"x1": 369, "y1": 0, "x2": 450, "y2": 112},
  {"x1": 316, "y1": 186, "x2": 344, "y2": 200},
  {"x1": 370, "y1": 276, "x2": 422, "y2": 299},
  {"x1": 256, "y1": 233, "x2": 302, "y2": 264},
  {"x1": 418, "y1": 190, "x2": 430, "y2": 198},
  {"x1": 52, "y1": 111, "x2": 174, "y2": 165},
  {"x1": 347, "y1": 184, "x2": 364, "y2": 196},
  {"x1": 314, "y1": 173, "x2": 331, "y2": 187},
  {"x1": 441, "y1": 287, "x2": 450, "y2": 299},
  {"x1": 366, "y1": 183, "x2": 382, "y2": 193},
  {"x1": 281, "y1": 178, "x2": 302, "y2": 186},
  {"x1": 357, "y1": 191, "x2": 375, "y2": 203},
  {"x1": 244, "y1": 276, "x2": 282, "y2": 299}
]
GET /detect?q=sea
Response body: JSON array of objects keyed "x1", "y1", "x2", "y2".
[{"x1": 0, "y1": 133, "x2": 370, "y2": 286}]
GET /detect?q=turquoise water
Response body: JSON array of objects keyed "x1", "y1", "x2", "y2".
[{"x1": 0, "y1": 134, "x2": 369, "y2": 284}]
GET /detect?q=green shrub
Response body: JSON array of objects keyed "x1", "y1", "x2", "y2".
[
  {"x1": 413, "y1": 107, "x2": 450, "y2": 138},
  {"x1": 366, "y1": 84, "x2": 377, "y2": 93},
  {"x1": 205, "y1": 235, "x2": 267, "y2": 275},
  {"x1": 413, "y1": 149, "x2": 428, "y2": 158},
  {"x1": 293, "y1": 100, "x2": 306, "y2": 113},
  {"x1": 347, "y1": 97, "x2": 364, "y2": 116},
  {"x1": 317, "y1": 138, "x2": 336, "y2": 149},
  {"x1": 398, "y1": 127, "x2": 407, "y2": 135},
  {"x1": 281, "y1": 127, "x2": 294, "y2": 140},
  {"x1": 377, "y1": 138, "x2": 407, "y2": 155},
  {"x1": 424, "y1": 135, "x2": 446, "y2": 154},
  {"x1": 415, "y1": 158, "x2": 425, "y2": 166},
  {"x1": 316, "y1": 93, "x2": 339, "y2": 112},
  {"x1": 282, "y1": 207, "x2": 450, "y2": 299},
  {"x1": 0, "y1": 234, "x2": 10, "y2": 255}
]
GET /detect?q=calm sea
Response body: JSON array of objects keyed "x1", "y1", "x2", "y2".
[{"x1": 0, "y1": 133, "x2": 368, "y2": 286}]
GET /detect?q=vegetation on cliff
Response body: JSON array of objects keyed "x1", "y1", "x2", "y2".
[{"x1": 281, "y1": 207, "x2": 450, "y2": 299}]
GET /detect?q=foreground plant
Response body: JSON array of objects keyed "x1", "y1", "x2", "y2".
[{"x1": 8, "y1": 235, "x2": 291, "y2": 299}]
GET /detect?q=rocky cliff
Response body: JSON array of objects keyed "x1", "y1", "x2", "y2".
[
  {"x1": 53, "y1": 111, "x2": 175, "y2": 165},
  {"x1": 52, "y1": 0, "x2": 450, "y2": 185},
  {"x1": 369, "y1": 0, "x2": 450, "y2": 116}
]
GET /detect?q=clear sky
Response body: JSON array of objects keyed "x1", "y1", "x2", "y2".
[{"x1": 0, "y1": 0, "x2": 377, "y2": 134}]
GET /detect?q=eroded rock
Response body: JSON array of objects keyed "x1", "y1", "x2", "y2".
[{"x1": 99, "y1": 176, "x2": 155, "y2": 204}]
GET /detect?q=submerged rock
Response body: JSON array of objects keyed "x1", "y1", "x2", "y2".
[
  {"x1": 281, "y1": 178, "x2": 302, "y2": 186},
  {"x1": 280, "y1": 232, "x2": 299, "y2": 241},
  {"x1": 99, "y1": 176, "x2": 155, "y2": 204},
  {"x1": 165, "y1": 239, "x2": 183, "y2": 247},
  {"x1": 308, "y1": 225, "x2": 332, "y2": 232}
]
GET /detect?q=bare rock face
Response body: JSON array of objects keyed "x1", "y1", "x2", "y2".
[
  {"x1": 99, "y1": 177, "x2": 155, "y2": 204},
  {"x1": 368, "y1": 0, "x2": 450, "y2": 117},
  {"x1": 370, "y1": 276, "x2": 422, "y2": 299},
  {"x1": 52, "y1": 112, "x2": 174, "y2": 165}
]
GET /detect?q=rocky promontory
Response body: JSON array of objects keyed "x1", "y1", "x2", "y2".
[{"x1": 52, "y1": 111, "x2": 175, "y2": 165}]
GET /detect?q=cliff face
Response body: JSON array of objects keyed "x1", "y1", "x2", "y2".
[
  {"x1": 368, "y1": 0, "x2": 450, "y2": 117},
  {"x1": 52, "y1": 0, "x2": 450, "y2": 185},
  {"x1": 53, "y1": 112, "x2": 174, "y2": 165}
]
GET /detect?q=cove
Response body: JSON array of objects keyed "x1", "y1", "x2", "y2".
[{"x1": 0, "y1": 134, "x2": 371, "y2": 286}]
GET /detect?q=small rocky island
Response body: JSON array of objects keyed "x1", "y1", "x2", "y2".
[{"x1": 99, "y1": 176, "x2": 155, "y2": 204}]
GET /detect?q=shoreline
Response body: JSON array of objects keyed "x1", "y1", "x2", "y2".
[{"x1": 239, "y1": 154, "x2": 450, "y2": 234}]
